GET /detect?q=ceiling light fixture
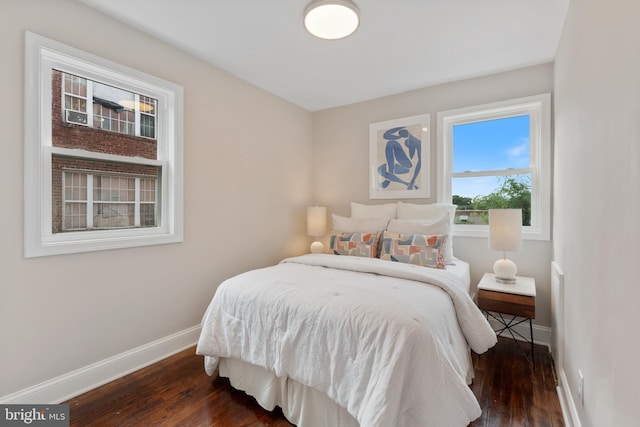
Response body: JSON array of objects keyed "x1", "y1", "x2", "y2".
[{"x1": 304, "y1": 0, "x2": 360, "y2": 40}]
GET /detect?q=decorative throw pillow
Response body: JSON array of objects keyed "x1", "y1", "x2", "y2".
[
  {"x1": 396, "y1": 202, "x2": 457, "y2": 264},
  {"x1": 330, "y1": 231, "x2": 380, "y2": 258},
  {"x1": 379, "y1": 231, "x2": 447, "y2": 269},
  {"x1": 386, "y1": 213, "x2": 452, "y2": 264}
]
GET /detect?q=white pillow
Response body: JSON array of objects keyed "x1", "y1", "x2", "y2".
[
  {"x1": 397, "y1": 202, "x2": 457, "y2": 222},
  {"x1": 387, "y1": 213, "x2": 450, "y2": 235},
  {"x1": 351, "y1": 202, "x2": 397, "y2": 219},
  {"x1": 332, "y1": 214, "x2": 389, "y2": 233},
  {"x1": 387, "y1": 213, "x2": 453, "y2": 264}
]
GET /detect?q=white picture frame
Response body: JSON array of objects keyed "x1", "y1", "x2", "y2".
[{"x1": 369, "y1": 114, "x2": 430, "y2": 199}]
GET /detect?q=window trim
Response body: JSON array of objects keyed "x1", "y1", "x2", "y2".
[
  {"x1": 436, "y1": 94, "x2": 551, "y2": 240},
  {"x1": 24, "y1": 31, "x2": 184, "y2": 257}
]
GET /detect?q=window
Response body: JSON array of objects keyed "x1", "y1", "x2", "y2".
[
  {"x1": 437, "y1": 94, "x2": 551, "y2": 240},
  {"x1": 61, "y1": 71, "x2": 158, "y2": 138},
  {"x1": 25, "y1": 32, "x2": 183, "y2": 257},
  {"x1": 62, "y1": 172, "x2": 158, "y2": 231}
]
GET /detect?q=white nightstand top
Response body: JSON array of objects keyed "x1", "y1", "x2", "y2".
[{"x1": 478, "y1": 272, "x2": 536, "y2": 297}]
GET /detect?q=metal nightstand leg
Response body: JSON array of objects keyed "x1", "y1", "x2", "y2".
[{"x1": 485, "y1": 311, "x2": 535, "y2": 369}]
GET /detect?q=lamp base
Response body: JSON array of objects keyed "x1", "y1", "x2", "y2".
[
  {"x1": 494, "y1": 276, "x2": 517, "y2": 284},
  {"x1": 310, "y1": 241, "x2": 324, "y2": 254},
  {"x1": 493, "y1": 258, "x2": 517, "y2": 284}
]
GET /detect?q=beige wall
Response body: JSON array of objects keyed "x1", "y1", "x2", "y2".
[
  {"x1": 312, "y1": 63, "x2": 554, "y2": 328},
  {"x1": 554, "y1": 0, "x2": 640, "y2": 425},
  {"x1": 0, "y1": 0, "x2": 312, "y2": 397}
]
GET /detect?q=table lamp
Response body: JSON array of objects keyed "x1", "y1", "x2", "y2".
[
  {"x1": 307, "y1": 206, "x2": 327, "y2": 253},
  {"x1": 488, "y1": 209, "x2": 522, "y2": 284}
]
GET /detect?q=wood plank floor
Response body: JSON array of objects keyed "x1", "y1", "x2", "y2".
[
  {"x1": 469, "y1": 338, "x2": 564, "y2": 427},
  {"x1": 66, "y1": 337, "x2": 564, "y2": 426}
]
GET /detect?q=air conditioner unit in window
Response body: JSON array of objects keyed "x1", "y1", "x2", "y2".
[{"x1": 65, "y1": 109, "x2": 88, "y2": 125}]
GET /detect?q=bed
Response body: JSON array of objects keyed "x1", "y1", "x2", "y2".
[{"x1": 196, "y1": 202, "x2": 497, "y2": 427}]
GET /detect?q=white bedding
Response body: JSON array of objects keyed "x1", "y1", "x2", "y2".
[
  {"x1": 196, "y1": 254, "x2": 496, "y2": 427},
  {"x1": 444, "y1": 257, "x2": 471, "y2": 294}
]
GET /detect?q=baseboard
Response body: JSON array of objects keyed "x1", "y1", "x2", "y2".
[
  {"x1": 487, "y1": 318, "x2": 551, "y2": 348},
  {"x1": 0, "y1": 325, "x2": 201, "y2": 405},
  {"x1": 556, "y1": 367, "x2": 583, "y2": 427}
]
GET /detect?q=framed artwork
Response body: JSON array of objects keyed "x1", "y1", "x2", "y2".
[{"x1": 369, "y1": 114, "x2": 430, "y2": 199}]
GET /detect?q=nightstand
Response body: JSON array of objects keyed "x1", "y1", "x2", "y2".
[{"x1": 477, "y1": 272, "x2": 536, "y2": 366}]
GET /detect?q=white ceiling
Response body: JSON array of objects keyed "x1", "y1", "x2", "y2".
[{"x1": 78, "y1": 0, "x2": 569, "y2": 112}]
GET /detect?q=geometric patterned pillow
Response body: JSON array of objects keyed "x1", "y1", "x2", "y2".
[
  {"x1": 329, "y1": 231, "x2": 381, "y2": 258},
  {"x1": 379, "y1": 231, "x2": 447, "y2": 269}
]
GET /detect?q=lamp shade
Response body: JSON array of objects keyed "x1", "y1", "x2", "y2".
[
  {"x1": 307, "y1": 206, "x2": 327, "y2": 237},
  {"x1": 304, "y1": 0, "x2": 359, "y2": 40},
  {"x1": 488, "y1": 209, "x2": 522, "y2": 252}
]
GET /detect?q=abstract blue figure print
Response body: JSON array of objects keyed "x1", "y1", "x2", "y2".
[
  {"x1": 369, "y1": 114, "x2": 430, "y2": 199},
  {"x1": 378, "y1": 126, "x2": 422, "y2": 190}
]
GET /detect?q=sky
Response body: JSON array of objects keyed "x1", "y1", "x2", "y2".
[{"x1": 452, "y1": 115, "x2": 530, "y2": 198}]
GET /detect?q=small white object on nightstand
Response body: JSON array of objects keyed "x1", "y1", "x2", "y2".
[{"x1": 488, "y1": 209, "x2": 522, "y2": 284}]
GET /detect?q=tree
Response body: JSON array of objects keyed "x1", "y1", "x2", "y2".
[
  {"x1": 452, "y1": 195, "x2": 473, "y2": 210},
  {"x1": 470, "y1": 176, "x2": 531, "y2": 225}
]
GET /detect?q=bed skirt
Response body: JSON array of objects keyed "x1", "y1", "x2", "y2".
[{"x1": 219, "y1": 357, "x2": 360, "y2": 427}]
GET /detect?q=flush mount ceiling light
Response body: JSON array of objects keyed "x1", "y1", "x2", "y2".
[{"x1": 304, "y1": 0, "x2": 360, "y2": 40}]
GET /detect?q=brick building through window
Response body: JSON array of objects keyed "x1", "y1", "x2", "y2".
[{"x1": 51, "y1": 70, "x2": 159, "y2": 234}]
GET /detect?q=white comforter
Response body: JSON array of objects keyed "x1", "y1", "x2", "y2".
[{"x1": 196, "y1": 254, "x2": 497, "y2": 427}]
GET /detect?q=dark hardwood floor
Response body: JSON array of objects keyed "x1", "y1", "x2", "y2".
[
  {"x1": 469, "y1": 338, "x2": 564, "y2": 427},
  {"x1": 66, "y1": 338, "x2": 564, "y2": 426}
]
